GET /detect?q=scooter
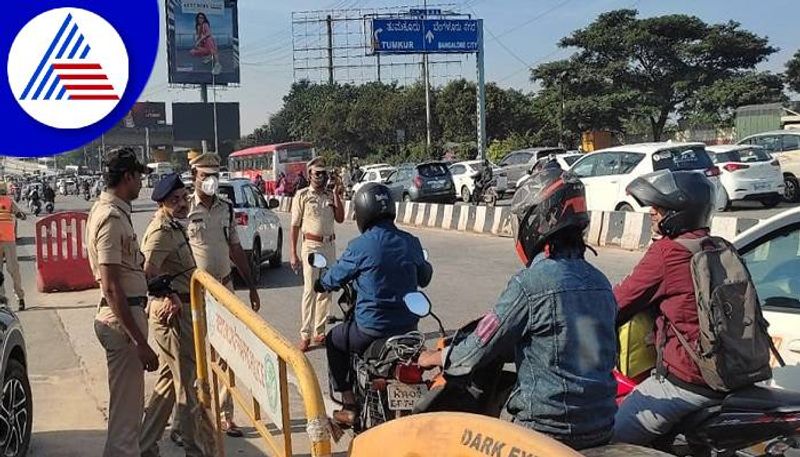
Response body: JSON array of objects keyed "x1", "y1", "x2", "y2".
[
  {"x1": 307, "y1": 253, "x2": 442, "y2": 433},
  {"x1": 414, "y1": 314, "x2": 800, "y2": 456},
  {"x1": 29, "y1": 198, "x2": 41, "y2": 217}
]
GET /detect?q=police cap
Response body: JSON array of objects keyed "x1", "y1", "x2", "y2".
[{"x1": 151, "y1": 173, "x2": 185, "y2": 202}]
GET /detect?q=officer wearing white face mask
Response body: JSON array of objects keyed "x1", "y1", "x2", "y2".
[{"x1": 186, "y1": 152, "x2": 260, "y2": 437}]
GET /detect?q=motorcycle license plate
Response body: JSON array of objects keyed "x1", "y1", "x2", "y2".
[{"x1": 387, "y1": 383, "x2": 428, "y2": 411}]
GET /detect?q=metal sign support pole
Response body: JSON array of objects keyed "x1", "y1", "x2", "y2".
[
  {"x1": 476, "y1": 19, "x2": 486, "y2": 160},
  {"x1": 424, "y1": 53, "x2": 432, "y2": 155},
  {"x1": 212, "y1": 64, "x2": 219, "y2": 155},
  {"x1": 200, "y1": 84, "x2": 209, "y2": 153}
]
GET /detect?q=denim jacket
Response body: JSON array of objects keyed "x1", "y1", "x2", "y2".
[
  {"x1": 320, "y1": 221, "x2": 432, "y2": 337},
  {"x1": 445, "y1": 250, "x2": 618, "y2": 441}
]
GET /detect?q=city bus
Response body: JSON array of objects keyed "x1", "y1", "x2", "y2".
[{"x1": 228, "y1": 142, "x2": 315, "y2": 194}]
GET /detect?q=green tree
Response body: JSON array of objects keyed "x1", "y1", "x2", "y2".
[
  {"x1": 681, "y1": 72, "x2": 786, "y2": 127},
  {"x1": 535, "y1": 9, "x2": 777, "y2": 140},
  {"x1": 787, "y1": 49, "x2": 800, "y2": 93}
]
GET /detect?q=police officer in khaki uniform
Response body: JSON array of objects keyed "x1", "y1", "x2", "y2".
[
  {"x1": 290, "y1": 157, "x2": 345, "y2": 352},
  {"x1": 0, "y1": 182, "x2": 26, "y2": 310},
  {"x1": 139, "y1": 174, "x2": 203, "y2": 457},
  {"x1": 86, "y1": 148, "x2": 159, "y2": 457},
  {"x1": 187, "y1": 152, "x2": 260, "y2": 436}
]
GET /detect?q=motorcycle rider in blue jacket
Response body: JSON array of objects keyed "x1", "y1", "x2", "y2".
[
  {"x1": 418, "y1": 169, "x2": 618, "y2": 450},
  {"x1": 315, "y1": 182, "x2": 433, "y2": 427}
]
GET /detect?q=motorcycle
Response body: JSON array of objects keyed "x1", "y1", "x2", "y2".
[
  {"x1": 83, "y1": 187, "x2": 91, "y2": 201},
  {"x1": 44, "y1": 200, "x2": 54, "y2": 214},
  {"x1": 29, "y1": 198, "x2": 41, "y2": 217},
  {"x1": 414, "y1": 314, "x2": 800, "y2": 456},
  {"x1": 471, "y1": 180, "x2": 500, "y2": 207},
  {"x1": 614, "y1": 371, "x2": 800, "y2": 456},
  {"x1": 307, "y1": 253, "x2": 443, "y2": 433}
]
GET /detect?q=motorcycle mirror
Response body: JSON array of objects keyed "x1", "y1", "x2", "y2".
[
  {"x1": 403, "y1": 291, "x2": 431, "y2": 318},
  {"x1": 308, "y1": 253, "x2": 328, "y2": 269},
  {"x1": 423, "y1": 249, "x2": 429, "y2": 261}
]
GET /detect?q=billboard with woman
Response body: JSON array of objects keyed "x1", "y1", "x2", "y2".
[{"x1": 166, "y1": 0, "x2": 240, "y2": 85}]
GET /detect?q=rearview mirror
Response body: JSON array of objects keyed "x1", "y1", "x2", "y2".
[
  {"x1": 267, "y1": 198, "x2": 279, "y2": 209},
  {"x1": 307, "y1": 253, "x2": 328, "y2": 269},
  {"x1": 403, "y1": 291, "x2": 431, "y2": 318}
]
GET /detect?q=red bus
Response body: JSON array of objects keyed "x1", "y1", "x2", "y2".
[{"x1": 228, "y1": 142, "x2": 315, "y2": 194}]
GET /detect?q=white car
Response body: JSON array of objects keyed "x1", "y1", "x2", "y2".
[
  {"x1": 738, "y1": 130, "x2": 800, "y2": 203},
  {"x1": 515, "y1": 153, "x2": 584, "y2": 189},
  {"x1": 568, "y1": 142, "x2": 727, "y2": 212},
  {"x1": 449, "y1": 160, "x2": 508, "y2": 203},
  {"x1": 218, "y1": 179, "x2": 282, "y2": 283},
  {"x1": 734, "y1": 207, "x2": 800, "y2": 391},
  {"x1": 706, "y1": 145, "x2": 784, "y2": 210},
  {"x1": 352, "y1": 166, "x2": 396, "y2": 195}
]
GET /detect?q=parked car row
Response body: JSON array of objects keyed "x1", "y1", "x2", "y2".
[{"x1": 738, "y1": 130, "x2": 800, "y2": 203}]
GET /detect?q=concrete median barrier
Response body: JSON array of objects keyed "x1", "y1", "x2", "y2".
[{"x1": 272, "y1": 196, "x2": 760, "y2": 251}]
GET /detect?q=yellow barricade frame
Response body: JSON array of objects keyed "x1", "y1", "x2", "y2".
[{"x1": 191, "y1": 269, "x2": 332, "y2": 457}]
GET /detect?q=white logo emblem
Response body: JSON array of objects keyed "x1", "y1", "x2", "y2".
[{"x1": 7, "y1": 8, "x2": 129, "y2": 129}]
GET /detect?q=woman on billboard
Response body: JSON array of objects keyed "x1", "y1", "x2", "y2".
[{"x1": 190, "y1": 12, "x2": 222, "y2": 75}]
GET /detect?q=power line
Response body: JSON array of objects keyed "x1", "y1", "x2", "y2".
[{"x1": 490, "y1": 0, "x2": 574, "y2": 42}]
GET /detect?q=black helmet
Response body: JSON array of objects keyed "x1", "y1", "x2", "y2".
[
  {"x1": 626, "y1": 170, "x2": 713, "y2": 238},
  {"x1": 509, "y1": 168, "x2": 589, "y2": 265},
  {"x1": 354, "y1": 182, "x2": 396, "y2": 233}
]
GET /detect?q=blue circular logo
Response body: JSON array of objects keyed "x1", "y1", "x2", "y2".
[{"x1": 2, "y1": 0, "x2": 159, "y2": 157}]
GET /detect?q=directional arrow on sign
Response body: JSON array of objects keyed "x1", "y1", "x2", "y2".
[
  {"x1": 374, "y1": 28, "x2": 383, "y2": 42},
  {"x1": 425, "y1": 30, "x2": 435, "y2": 44}
]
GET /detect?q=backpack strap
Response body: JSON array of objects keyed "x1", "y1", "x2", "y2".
[
  {"x1": 674, "y1": 236, "x2": 710, "y2": 254},
  {"x1": 666, "y1": 318, "x2": 704, "y2": 367}
]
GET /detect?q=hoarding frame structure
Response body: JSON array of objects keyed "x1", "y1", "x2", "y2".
[
  {"x1": 166, "y1": 0, "x2": 240, "y2": 86},
  {"x1": 366, "y1": 13, "x2": 486, "y2": 158}
]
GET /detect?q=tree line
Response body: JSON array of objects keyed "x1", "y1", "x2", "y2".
[{"x1": 239, "y1": 9, "x2": 798, "y2": 165}]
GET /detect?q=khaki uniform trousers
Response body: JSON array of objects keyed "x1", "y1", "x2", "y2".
[
  {"x1": 219, "y1": 279, "x2": 234, "y2": 422},
  {"x1": 140, "y1": 300, "x2": 202, "y2": 457},
  {"x1": 94, "y1": 307, "x2": 148, "y2": 457},
  {"x1": 0, "y1": 242, "x2": 24, "y2": 300},
  {"x1": 300, "y1": 240, "x2": 336, "y2": 340}
]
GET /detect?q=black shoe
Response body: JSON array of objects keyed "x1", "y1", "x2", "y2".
[{"x1": 17, "y1": 299, "x2": 25, "y2": 311}]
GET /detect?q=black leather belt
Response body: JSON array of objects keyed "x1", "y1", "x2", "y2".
[{"x1": 99, "y1": 297, "x2": 147, "y2": 307}]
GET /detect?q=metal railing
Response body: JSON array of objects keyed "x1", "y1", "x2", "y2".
[{"x1": 190, "y1": 269, "x2": 332, "y2": 457}]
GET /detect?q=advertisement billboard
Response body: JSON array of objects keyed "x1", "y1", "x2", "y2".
[
  {"x1": 166, "y1": 0, "x2": 240, "y2": 85},
  {"x1": 119, "y1": 102, "x2": 167, "y2": 128},
  {"x1": 172, "y1": 102, "x2": 240, "y2": 141}
]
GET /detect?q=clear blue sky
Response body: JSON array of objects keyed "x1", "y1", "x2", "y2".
[{"x1": 140, "y1": 0, "x2": 800, "y2": 134}]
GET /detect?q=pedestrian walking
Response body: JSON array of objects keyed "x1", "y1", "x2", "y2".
[
  {"x1": 0, "y1": 182, "x2": 27, "y2": 310},
  {"x1": 86, "y1": 148, "x2": 159, "y2": 457},
  {"x1": 186, "y1": 152, "x2": 261, "y2": 437},
  {"x1": 289, "y1": 157, "x2": 345, "y2": 352},
  {"x1": 139, "y1": 173, "x2": 204, "y2": 457}
]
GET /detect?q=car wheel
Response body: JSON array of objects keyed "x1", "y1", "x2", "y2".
[
  {"x1": 461, "y1": 186, "x2": 471, "y2": 203},
  {"x1": 760, "y1": 195, "x2": 782, "y2": 208},
  {"x1": 784, "y1": 175, "x2": 800, "y2": 203},
  {"x1": 250, "y1": 241, "x2": 262, "y2": 285},
  {"x1": 0, "y1": 359, "x2": 32, "y2": 457},
  {"x1": 616, "y1": 203, "x2": 633, "y2": 212},
  {"x1": 403, "y1": 193, "x2": 412, "y2": 203},
  {"x1": 269, "y1": 231, "x2": 283, "y2": 269}
]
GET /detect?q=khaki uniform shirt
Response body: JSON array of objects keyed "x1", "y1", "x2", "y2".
[
  {"x1": 291, "y1": 187, "x2": 336, "y2": 237},
  {"x1": 187, "y1": 192, "x2": 239, "y2": 280},
  {"x1": 141, "y1": 209, "x2": 196, "y2": 295},
  {"x1": 86, "y1": 192, "x2": 148, "y2": 321}
]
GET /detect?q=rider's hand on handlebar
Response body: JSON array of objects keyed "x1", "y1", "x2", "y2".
[{"x1": 417, "y1": 349, "x2": 443, "y2": 370}]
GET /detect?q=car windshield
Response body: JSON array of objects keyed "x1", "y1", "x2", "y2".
[
  {"x1": 711, "y1": 148, "x2": 771, "y2": 164},
  {"x1": 417, "y1": 163, "x2": 449, "y2": 178},
  {"x1": 563, "y1": 155, "x2": 581, "y2": 166},
  {"x1": 652, "y1": 146, "x2": 714, "y2": 172},
  {"x1": 379, "y1": 169, "x2": 393, "y2": 179}
]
